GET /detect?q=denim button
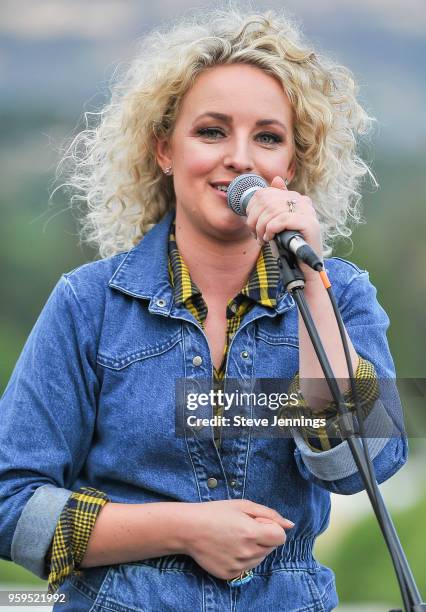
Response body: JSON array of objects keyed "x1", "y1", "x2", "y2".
[
  {"x1": 229, "y1": 479, "x2": 237, "y2": 487},
  {"x1": 241, "y1": 350, "x2": 249, "y2": 359},
  {"x1": 207, "y1": 477, "x2": 218, "y2": 489},
  {"x1": 156, "y1": 298, "x2": 166, "y2": 307},
  {"x1": 192, "y1": 356, "x2": 203, "y2": 366}
]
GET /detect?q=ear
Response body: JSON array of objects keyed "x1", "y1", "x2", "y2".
[{"x1": 155, "y1": 137, "x2": 173, "y2": 172}]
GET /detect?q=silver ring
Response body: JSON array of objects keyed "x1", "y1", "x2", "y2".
[{"x1": 287, "y1": 199, "x2": 296, "y2": 213}]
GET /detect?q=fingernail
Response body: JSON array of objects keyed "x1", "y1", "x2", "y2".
[{"x1": 286, "y1": 520, "x2": 295, "y2": 528}]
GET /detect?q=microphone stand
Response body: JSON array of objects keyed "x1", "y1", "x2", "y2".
[{"x1": 274, "y1": 242, "x2": 425, "y2": 612}]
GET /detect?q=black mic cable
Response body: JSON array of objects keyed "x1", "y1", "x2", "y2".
[{"x1": 226, "y1": 172, "x2": 382, "y2": 511}]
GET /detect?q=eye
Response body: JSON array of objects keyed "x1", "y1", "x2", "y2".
[
  {"x1": 256, "y1": 132, "x2": 283, "y2": 145},
  {"x1": 196, "y1": 127, "x2": 225, "y2": 139}
]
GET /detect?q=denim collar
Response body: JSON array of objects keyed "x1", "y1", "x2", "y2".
[{"x1": 108, "y1": 210, "x2": 294, "y2": 315}]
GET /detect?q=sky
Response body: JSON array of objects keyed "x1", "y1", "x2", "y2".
[
  {"x1": 1, "y1": 0, "x2": 426, "y2": 40},
  {"x1": 0, "y1": 0, "x2": 425, "y2": 153}
]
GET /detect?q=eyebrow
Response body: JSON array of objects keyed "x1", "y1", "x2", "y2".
[{"x1": 194, "y1": 112, "x2": 288, "y2": 132}]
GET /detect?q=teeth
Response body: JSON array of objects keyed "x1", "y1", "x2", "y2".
[{"x1": 214, "y1": 185, "x2": 228, "y2": 192}]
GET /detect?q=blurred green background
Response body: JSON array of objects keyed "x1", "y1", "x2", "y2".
[{"x1": 1, "y1": 1, "x2": 425, "y2": 609}]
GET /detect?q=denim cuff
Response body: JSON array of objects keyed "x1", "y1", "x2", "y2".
[
  {"x1": 292, "y1": 399, "x2": 395, "y2": 482},
  {"x1": 11, "y1": 484, "x2": 73, "y2": 579}
]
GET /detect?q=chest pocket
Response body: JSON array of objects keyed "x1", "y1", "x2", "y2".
[
  {"x1": 93, "y1": 330, "x2": 184, "y2": 479},
  {"x1": 254, "y1": 329, "x2": 299, "y2": 379},
  {"x1": 96, "y1": 329, "x2": 181, "y2": 370}
]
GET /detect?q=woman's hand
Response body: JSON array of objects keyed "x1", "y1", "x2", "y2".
[
  {"x1": 180, "y1": 499, "x2": 294, "y2": 581},
  {"x1": 245, "y1": 175, "x2": 323, "y2": 283}
]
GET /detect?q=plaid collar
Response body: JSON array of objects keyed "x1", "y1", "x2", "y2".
[{"x1": 168, "y1": 220, "x2": 280, "y2": 310}]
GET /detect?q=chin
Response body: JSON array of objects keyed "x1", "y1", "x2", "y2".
[
  {"x1": 204, "y1": 212, "x2": 249, "y2": 241},
  {"x1": 180, "y1": 199, "x2": 248, "y2": 240}
]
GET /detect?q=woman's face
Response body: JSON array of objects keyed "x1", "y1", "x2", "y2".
[{"x1": 156, "y1": 63, "x2": 296, "y2": 241}]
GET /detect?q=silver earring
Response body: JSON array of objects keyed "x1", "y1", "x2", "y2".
[
  {"x1": 284, "y1": 178, "x2": 289, "y2": 187},
  {"x1": 164, "y1": 166, "x2": 172, "y2": 175}
]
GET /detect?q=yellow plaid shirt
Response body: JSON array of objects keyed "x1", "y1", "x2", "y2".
[{"x1": 46, "y1": 221, "x2": 379, "y2": 593}]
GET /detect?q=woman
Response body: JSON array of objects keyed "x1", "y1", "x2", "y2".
[{"x1": 0, "y1": 8, "x2": 407, "y2": 611}]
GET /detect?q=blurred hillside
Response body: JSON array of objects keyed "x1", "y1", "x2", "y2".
[
  {"x1": 1, "y1": 0, "x2": 425, "y2": 383},
  {"x1": 1, "y1": 0, "x2": 425, "y2": 379},
  {"x1": 1, "y1": 104, "x2": 425, "y2": 385},
  {"x1": 1, "y1": 101, "x2": 425, "y2": 608}
]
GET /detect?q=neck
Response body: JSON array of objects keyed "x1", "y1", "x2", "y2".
[{"x1": 174, "y1": 215, "x2": 261, "y2": 300}]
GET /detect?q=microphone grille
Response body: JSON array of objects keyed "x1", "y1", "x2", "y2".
[{"x1": 227, "y1": 173, "x2": 267, "y2": 215}]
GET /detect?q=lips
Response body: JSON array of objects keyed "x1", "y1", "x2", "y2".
[
  {"x1": 209, "y1": 181, "x2": 233, "y2": 203},
  {"x1": 210, "y1": 184, "x2": 228, "y2": 199},
  {"x1": 210, "y1": 181, "x2": 232, "y2": 190}
]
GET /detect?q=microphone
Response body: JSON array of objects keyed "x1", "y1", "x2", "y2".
[{"x1": 227, "y1": 173, "x2": 323, "y2": 271}]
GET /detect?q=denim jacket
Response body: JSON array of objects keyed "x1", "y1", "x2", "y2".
[{"x1": 0, "y1": 211, "x2": 407, "y2": 611}]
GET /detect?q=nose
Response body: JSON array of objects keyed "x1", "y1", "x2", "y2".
[{"x1": 223, "y1": 135, "x2": 254, "y2": 174}]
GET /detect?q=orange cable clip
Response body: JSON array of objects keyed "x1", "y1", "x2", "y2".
[{"x1": 319, "y1": 270, "x2": 331, "y2": 289}]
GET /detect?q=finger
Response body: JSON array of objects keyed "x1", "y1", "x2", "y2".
[
  {"x1": 245, "y1": 190, "x2": 263, "y2": 218},
  {"x1": 234, "y1": 540, "x2": 276, "y2": 562},
  {"x1": 254, "y1": 522, "x2": 288, "y2": 547},
  {"x1": 246, "y1": 183, "x2": 285, "y2": 216},
  {"x1": 240, "y1": 500, "x2": 295, "y2": 529},
  {"x1": 254, "y1": 209, "x2": 278, "y2": 243},
  {"x1": 263, "y1": 213, "x2": 318, "y2": 243},
  {"x1": 234, "y1": 552, "x2": 273, "y2": 569},
  {"x1": 254, "y1": 517, "x2": 289, "y2": 546},
  {"x1": 254, "y1": 517, "x2": 280, "y2": 525},
  {"x1": 248, "y1": 507, "x2": 295, "y2": 530},
  {"x1": 247, "y1": 188, "x2": 295, "y2": 234},
  {"x1": 270, "y1": 175, "x2": 287, "y2": 190},
  {"x1": 300, "y1": 194, "x2": 315, "y2": 209},
  {"x1": 247, "y1": 189, "x2": 309, "y2": 228}
]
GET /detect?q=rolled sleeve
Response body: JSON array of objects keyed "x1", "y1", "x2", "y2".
[
  {"x1": 10, "y1": 484, "x2": 73, "y2": 579},
  {"x1": 292, "y1": 261, "x2": 407, "y2": 493},
  {"x1": 293, "y1": 398, "x2": 395, "y2": 482},
  {"x1": 47, "y1": 486, "x2": 110, "y2": 593},
  {"x1": 0, "y1": 275, "x2": 99, "y2": 576},
  {"x1": 284, "y1": 357, "x2": 380, "y2": 452}
]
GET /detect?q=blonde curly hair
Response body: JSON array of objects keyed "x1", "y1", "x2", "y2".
[{"x1": 55, "y1": 5, "x2": 376, "y2": 259}]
